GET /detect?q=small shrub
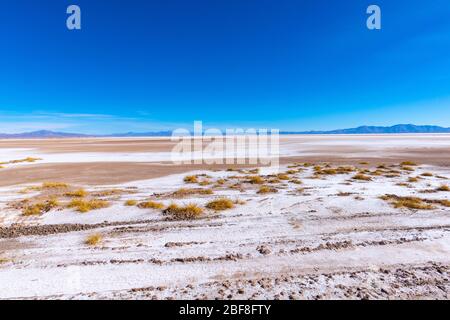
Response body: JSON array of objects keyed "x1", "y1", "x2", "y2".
[
  {"x1": 289, "y1": 179, "x2": 302, "y2": 185},
  {"x1": 257, "y1": 185, "x2": 278, "y2": 194},
  {"x1": 42, "y1": 182, "x2": 69, "y2": 189},
  {"x1": 401, "y1": 166, "x2": 415, "y2": 172},
  {"x1": 277, "y1": 174, "x2": 290, "y2": 180},
  {"x1": 380, "y1": 195, "x2": 434, "y2": 210},
  {"x1": 68, "y1": 199, "x2": 109, "y2": 213},
  {"x1": 401, "y1": 161, "x2": 417, "y2": 166},
  {"x1": 206, "y1": 198, "x2": 234, "y2": 211},
  {"x1": 65, "y1": 188, "x2": 88, "y2": 198},
  {"x1": 198, "y1": 180, "x2": 211, "y2": 186},
  {"x1": 85, "y1": 234, "x2": 103, "y2": 246},
  {"x1": 22, "y1": 198, "x2": 59, "y2": 216},
  {"x1": 352, "y1": 174, "x2": 372, "y2": 181},
  {"x1": 163, "y1": 203, "x2": 204, "y2": 220},
  {"x1": 436, "y1": 184, "x2": 450, "y2": 192},
  {"x1": 172, "y1": 188, "x2": 213, "y2": 197},
  {"x1": 420, "y1": 172, "x2": 433, "y2": 177},
  {"x1": 124, "y1": 199, "x2": 137, "y2": 206},
  {"x1": 247, "y1": 175, "x2": 264, "y2": 184},
  {"x1": 408, "y1": 177, "x2": 419, "y2": 183},
  {"x1": 137, "y1": 201, "x2": 165, "y2": 209},
  {"x1": 183, "y1": 175, "x2": 198, "y2": 183},
  {"x1": 216, "y1": 179, "x2": 226, "y2": 185}
]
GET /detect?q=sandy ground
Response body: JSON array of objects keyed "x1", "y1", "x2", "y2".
[
  {"x1": 0, "y1": 135, "x2": 449, "y2": 187},
  {"x1": 0, "y1": 135, "x2": 449, "y2": 300}
]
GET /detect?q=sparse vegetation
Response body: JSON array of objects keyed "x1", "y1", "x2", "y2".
[
  {"x1": 85, "y1": 234, "x2": 103, "y2": 246},
  {"x1": 42, "y1": 182, "x2": 69, "y2": 189},
  {"x1": 183, "y1": 175, "x2": 198, "y2": 183},
  {"x1": 163, "y1": 203, "x2": 204, "y2": 220},
  {"x1": 22, "y1": 198, "x2": 59, "y2": 216},
  {"x1": 172, "y1": 188, "x2": 213, "y2": 197},
  {"x1": 206, "y1": 198, "x2": 235, "y2": 211},
  {"x1": 68, "y1": 199, "x2": 109, "y2": 213},
  {"x1": 401, "y1": 161, "x2": 417, "y2": 166},
  {"x1": 289, "y1": 179, "x2": 302, "y2": 185},
  {"x1": 257, "y1": 185, "x2": 278, "y2": 194},
  {"x1": 246, "y1": 175, "x2": 264, "y2": 184},
  {"x1": 64, "y1": 188, "x2": 88, "y2": 198},
  {"x1": 408, "y1": 177, "x2": 419, "y2": 183},
  {"x1": 137, "y1": 201, "x2": 165, "y2": 209},
  {"x1": 124, "y1": 199, "x2": 137, "y2": 206},
  {"x1": 401, "y1": 166, "x2": 415, "y2": 172},
  {"x1": 380, "y1": 195, "x2": 434, "y2": 210},
  {"x1": 437, "y1": 184, "x2": 450, "y2": 192},
  {"x1": 421, "y1": 172, "x2": 433, "y2": 177},
  {"x1": 352, "y1": 174, "x2": 372, "y2": 181}
]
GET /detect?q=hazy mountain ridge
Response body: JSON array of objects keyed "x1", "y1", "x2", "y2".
[{"x1": 0, "y1": 125, "x2": 449, "y2": 138}]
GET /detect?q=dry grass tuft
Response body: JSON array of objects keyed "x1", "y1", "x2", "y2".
[
  {"x1": 183, "y1": 175, "x2": 198, "y2": 183},
  {"x1": 421, "y1": 172, "x2": 433, "y2": 177},
  {"x1": 380, "y1": 194, "x2": 434, "y2": 210},
  {"x1": 64, "y1": 188, "x2": 88, "y2": 198},
  {"x1": 277, "y1": 174, "x2": 290, "y2": 180},
  {"x1": 206, "y1": 198, "x2": 235, "y2": 211},
  {"x1": 436, "y1": 184, "x2": 450, "y2": 192},
  {"x1": 289, "y1": 179, "x2": 303, "y2": 185},
  {"x1": 352, "y1": 174, "x2": 372, "y2": 181},
  {"x1": 163, "y1": 203, "x2": 204, "y2": 220},
  {"x1": 68, "y1": 199, "x2": 109, "y2": 213},
  {"x1": 408, "y1": 177, "x2": 419, "y2": 183},
  {"x1": 257, "y1": 185, "x2": 278, "y2": 194},
  {"x1": 124, "y1": 199, "x2": 137, "y2": 206},
  {"x1": 400, "y1": 161, "x2": 417, "y2": 166},
  {"x1": 401, "y1": 166, "x2": 415, "y2": 172},
  {"x1": 42, "y1": 182, "x2": 69, "y2": 189},
  {"x1": 246, "y1": 175, "x2": 265, "y2": 184},
  {"x1": 22, "y1": 198, "x2": 59, "y2": 216},
  {"x1": 85, "y1": 234, "x2": 103, "y2": 246},
  {"x1": 137, "y1": 201, "x2": 165, "y2": 209},
  {"x1": 172, "y1": 188, "x2": 213, "y2": 197}
]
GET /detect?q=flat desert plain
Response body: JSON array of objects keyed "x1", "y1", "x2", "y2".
[{"x1": 0, "y1": 135, "x2": 449, "y2": 299}]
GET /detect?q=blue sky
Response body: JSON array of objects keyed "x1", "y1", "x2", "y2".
[{"x1": 0, "y1": 0, "x2": 449, "y2": 134}]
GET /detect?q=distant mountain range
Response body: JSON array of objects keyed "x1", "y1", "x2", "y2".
[{"x1": 0, "y1": 125, "x2": 449, "y2": 139}]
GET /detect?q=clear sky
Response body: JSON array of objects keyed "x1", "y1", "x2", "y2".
[{"x1": 1, "y1": 0, "x2": 449, "y2": 134}]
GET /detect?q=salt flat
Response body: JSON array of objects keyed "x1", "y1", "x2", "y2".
[{"x1": 0, "y1": 135, "x2": 449, "y2": 299}]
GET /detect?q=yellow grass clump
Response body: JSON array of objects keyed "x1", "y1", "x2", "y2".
[
  {"x1": 352, "y1": 174, "x2": 372, "y2": 181},
  {"x1": 64, "y1": 188, "x2": 88, "y2": 198},
  {"x1": 400, "y1": 161, "x2": 417, "y2": 166},
  {"x1": 68, "y1": 199, "x2": 109, "y2": 213},
  {"x1": 246, "y1": 175, "x2": 264, "y2": 184},
  {"x1": 380, "y1": 195, "x2": 434, "y2": 210},
  {"x1": 408, "y1": 177, "x2": 419, "y2": 183},
  {"x1": 401, "y1": 166, "x2": 415, "y2": 172},
  {"x1": 205, "y1": 198, "x2": 235, "y2": 211},
  {"x1": 42, "y1": 182, "x2": 69, "y2": 189},
  {"x1": 257, "y1": 185, "x2": 278, "y2": 194},
  {"x1": 183, "y1": 175, "x2": 198, "y2": 183},
  {"x1": 277, "y1": 174, "x2": 290, "y2": 180},
  {"x1": 137, "y1": 201, "x2": 165, "y2": 209},
  {"x1": 289, "y1": 179, "x2": 303, "y2": 185},
  {"x1": 124, "y1": 199, "x2": 137, "y2": 206},
  {"x1": 163, "y1": 203, "x2": 204, "y2": 220},
  {"x1": 420, "y1": 172, "x2": 433, "y2": 177},
  {"x1": 85, "y1": 234, "x2": 103, "y2": 246},
  {"x1": 22, "y1": 198, "x2": 59, "y2": 216},
  {"x1": 172, "y1": 188, "x2": 213, "y2": 197},
  {"x1": 437, "y1": 184, "x2": 450, "y2": 192}
]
